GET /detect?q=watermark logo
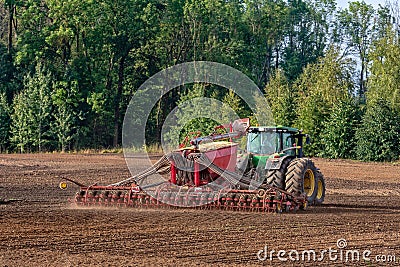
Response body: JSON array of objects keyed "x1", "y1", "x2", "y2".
[
  {"x1": 122, "y1": 61, "x2": 274, "y2": 207},
  {"x1": 336, "y1": 238, "x2": 347, "y2": 249},
  {"x1": 257, "y1": 238, "x2": 397, "y2": 264}
]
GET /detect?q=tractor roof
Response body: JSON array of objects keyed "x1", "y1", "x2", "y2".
[{"x1": 248, "y1": 126, "x2": 299, "y2": 133}]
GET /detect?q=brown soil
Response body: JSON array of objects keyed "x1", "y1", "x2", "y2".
[{"x1": 1, "y1": 154, "x2": 400, "y2": 266}]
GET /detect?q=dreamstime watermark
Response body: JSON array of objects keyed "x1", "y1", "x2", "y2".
[{"x1": 257, "y1": 238, "x2": 398, "y2": 264}]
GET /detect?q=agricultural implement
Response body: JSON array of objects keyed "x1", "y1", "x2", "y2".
[{"x1": 61, "y1": 119, "x2": 325, "y2": 212}]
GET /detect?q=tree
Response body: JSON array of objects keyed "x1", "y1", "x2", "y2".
[
  {"x1": 294, "y1": 47, "x2": 354, "y2": 155},
  {"x1": 1, "y1": 0, "x2": 17, "y2": 54},
  {"x1": 250, "y1": 91, "x2": 274, "y2": 127},
  {"x1": 10, "y1": 92, "x2": 29, "y2": 152},
  {"x1": 10, "y1": 64, "x2": 53, "y2": 152},
  {"x1": 336, "y1": 1, "x2": 375, "y2": 100},
  {"x1": 97, "y1": 0, "x2": 161, "y2": 147},
  {"x1": 321, "y1": 97, "x2": 361, "y2": 159},
  {"x1": 220, "y1": 89, "x2": 246, "y2": 121},
  {"x1": 13, "y1": 0, "x2": 49, "y2": 68},
  {"x1": 354, "y1": 27, "x2": 400, "y2": 162},
  {"x1": 0, "y1": 41, "x2": 17, "y2": 98},
  {"x1": 282, "y1": 0, "x2": 335, "y2": 82},
  {"x1": 1, "y1": 0, "x2": 399, "y2": 157},
  {"x1": 243, "y1": 0, "x2": 287, "y2": 87},
  {"x1": 162, "y1": 84, "x2": 214, "y2": 148},
  {"x1": 51, "y1": 81, "x2": 82, "y2": 152},
  {"x1": 367, "y1": 27, "x2": 400, "y2": 110},
  {"x1": 386, "y1": 0, "x2": 400, "y2": 36},
  {"x1": 264, "y1": 69, "x2": 295, "y2": 126},
  {"x1": 0, "y1": 92, "x2": 10, "y2": 152},
  {"x1": 355, "y1": 98, "x2": 400, "y2": 161}
]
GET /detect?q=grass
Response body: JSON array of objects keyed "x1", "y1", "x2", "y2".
[
  {"x1": 0, "y1": 145, "x2": 166, "y2": 155},
  {"x1": 71, "y1": 144, "x2": 164, "y2": 154}
]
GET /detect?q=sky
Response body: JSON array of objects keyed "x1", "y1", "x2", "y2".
[{"x1": 336, "y1": 0, "x2": 383, "y2": 9}]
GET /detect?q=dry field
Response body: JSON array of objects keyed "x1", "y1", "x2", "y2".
[{"x1": 1, "y1": 154, "x2": 400, "y2": 266}]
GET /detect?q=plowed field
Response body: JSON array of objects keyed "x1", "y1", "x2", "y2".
[{"x1": 1, "y1": 154, "x2": 400, "y2": 266}]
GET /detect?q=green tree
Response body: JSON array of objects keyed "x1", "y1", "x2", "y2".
[
  {"x1": 183, "y1": 0, "x2": 245, "y2": 63},
  {"x1": 355, "y1": 27, "x2": 400, "y2": 162},
  {"x1": 321, "y1": 97, "x2": 361, "y2": 159},
  {"x1": 355, "y1": 98, "x2": 400, "y2": 161},
  {"x1": 1, "y1": 0, "x2": 17, "y2": 54},
  {"x1": 243, "y1": 0, "x2": 287, "y2": 86},
  {"x1": 336, "y1": 1, "x2": 375, "y2": 99},
  {"x1": 10, "y1": 92, "x2": 29, "y2": 152},
  {"x1": 14, "y1": 0, "x2": 49, "y2": 68},
  {"x1": 295, "y1": 47, "x2": 353, "y2": 155},
  {"x1": 264, "y1": 69, "x2": 295, "y2": 126},
  {"x1": 0, "y1": 41, "x2": 17, "y2": 98},
  {"x1": 0, "y1": 92, "x2": 10, "y2": 152},
  {"x1": 250, "y1": 91, "x2": 274, "y2": 127},
  {"x1": 98, "y1": 0, "x2": 161, "y2": 147},
  {"x1": 162, "y1": 84, "x2": 214, "y2": 148},
  {"x1": 368, "y1": 27, "x2": 400, "y2": 110},
  {"x1": 10, "y1": 64, "x2": 53, "y2": 152},
  {"x1": 282, "y1": 0, "x2": 335, "y2": 82},
  {"x1": 220, "y1": 89, "x2": 246, "y2": 121},
  {"x1": 51, "y1": 81, "x2": 82, "y2": 152}
]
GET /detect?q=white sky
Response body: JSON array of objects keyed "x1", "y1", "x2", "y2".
[{"x1": 336, "y1": 0, "x2": 384, "y2": 9}]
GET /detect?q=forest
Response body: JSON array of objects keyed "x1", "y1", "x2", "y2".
[{"x1": 0, "y1": 0, "x2": 399, "y2": 161}]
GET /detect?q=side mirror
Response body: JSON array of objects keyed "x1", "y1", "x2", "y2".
[{"x1": 305, "y1": 135, "x2": 311, "y2": 145}]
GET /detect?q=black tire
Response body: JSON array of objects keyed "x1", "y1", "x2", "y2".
[
  {"x1": 265, "y1": 158, "x2": 292, "y2": 189},
  {"x1": 285, "y1": 158, "x2": 318, "y2": 205},
  {"x1": 314, "y1": 171, "x2": 326, "y2": 205}
]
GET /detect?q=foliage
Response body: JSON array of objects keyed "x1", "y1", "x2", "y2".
[
  {"x1": 282, "y1": 0, "x2": 336, "y2": 82},
  {"x1": 355, "y1": 98, "x2": 400, "y2": 162},
  {"x1": 321, "y1": 97, "x2": 361, "y2": 159},
  {"x1": 10, "y1": 64, "x2": 53, "y2": 152},
  {"x1": 336, "y1": 1, "x2": 376, "y2": 99},
  {"x1": 264, "y1": 69, "x2": 295, "y2": 126},
  {"x1": 355, "y1": 29, "x2": 400, "y2": 161},
  {"x1": 294, "y1": 47, "x2": 354, "y2": 155},
  {"x1": 162, "y1": 84, "x2": 215, "y2": 148},
  {"x1": 51, "y1": 81, "x2": 82, "y2": 152},
  {"x1": 249, "y1": 91, "x2": 274, "y2": 127},
  {"x1": 0, "y1": 0, "x2": 398, "y2": 162},
  {"x1": 0, "y1": 92, "x2": 10, "y2": 152},
  {"x1": 367, "y1": 27, "x2": 400, "y2": 110}
]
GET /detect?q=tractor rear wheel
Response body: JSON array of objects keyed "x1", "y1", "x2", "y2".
[
  {"x1": 265, "y1": 158, "x2": 292, "y2": 189},
  {"x1": 285, "y1": 158, "x2": 318, "y2": 205},
  {"x1": 314, "y1": 171, "x2": 325, "y2": 205}
]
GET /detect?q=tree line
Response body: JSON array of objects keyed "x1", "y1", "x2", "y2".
[{"x1": 0, "y1": 0, "x2": 399, "y2": 161}]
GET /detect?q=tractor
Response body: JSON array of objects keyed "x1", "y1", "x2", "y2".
[
  {"x1": 62, "y1": 119, "x2": 325, "y2": 212},
  {"x1": 240, "y1": 126, "x2": 325, "y2": 205}
]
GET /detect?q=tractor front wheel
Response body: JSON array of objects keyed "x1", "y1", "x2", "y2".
[
  {"x1": 265, "y1": 158, "x2": 292, "y2": 189},
  {"x1": 285, "y1": 158, "x2": 318, "y2": 205}
]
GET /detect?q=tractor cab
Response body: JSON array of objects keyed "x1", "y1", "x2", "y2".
[
  {"x1": 247, "y1": 127, "x2": 297, "y2": 155},
  {"x1": 246, "y1": 126, "x2": 305, "y2": 156},
  {"x1": 246, "y1": 126, "x2": 309, "y2": 169}
]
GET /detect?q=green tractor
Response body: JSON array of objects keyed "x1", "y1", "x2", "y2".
[{"x1": 238, "y1": 126, "x2": 325, "y2": 206}]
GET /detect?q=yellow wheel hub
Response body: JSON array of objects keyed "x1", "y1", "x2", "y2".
[
  {"x1": 59, "y1": 181, "x2": 68, "y2": 190},
  {"x1": 317, "y1": 179, "x2": 323, "y2": 199},
  {"x1": 303, "y1": 169, "x2": 315, "y2": 197}
]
